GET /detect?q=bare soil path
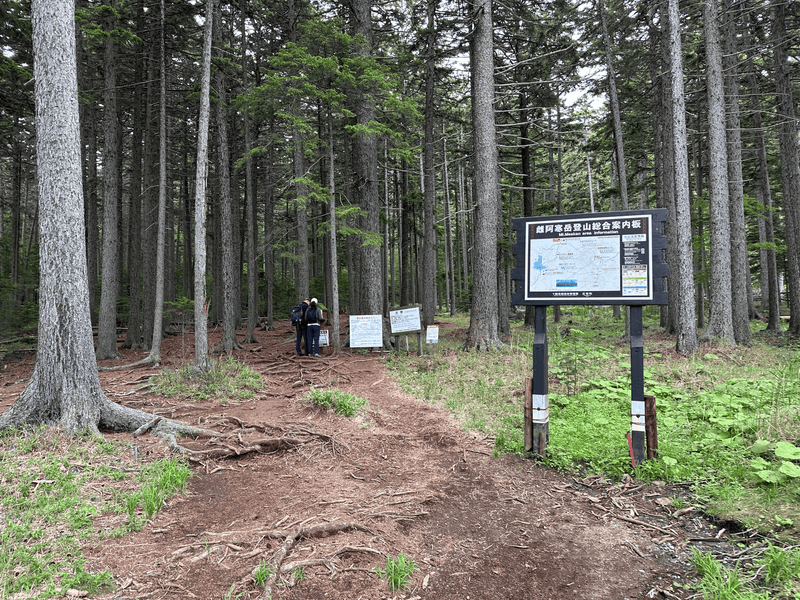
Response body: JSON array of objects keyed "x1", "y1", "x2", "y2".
[{"x1": 0, "y1": 319, "x2": 733, "y2": 599}]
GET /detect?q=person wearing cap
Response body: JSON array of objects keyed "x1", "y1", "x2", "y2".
[
  {"x1": 305, "y1": 298, "x2": 323, "y2": 358},
  {"x1": 296, "y1": 298, "x2": 310, "y2": 356}
]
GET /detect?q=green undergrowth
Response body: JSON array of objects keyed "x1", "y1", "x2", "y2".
[
  {"x1": 151, "y1": 356, "x2": 263, "y2": 402},
  {"x1": 375, "y1": 552, "x2": 417, "y2": 593},
  {"x1": 306, "y1": 388, "x2": 368, "y2": 417},
  {"x1": 0, "y1": 425, "x2": 191, "y2": 598},
  {"x1": 386, "y1": 307, "x2": 800, "y2": 596}
]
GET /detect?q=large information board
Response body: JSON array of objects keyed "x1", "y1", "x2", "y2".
[
  {"x1": 511, "y1": 209, "x2": 668, "y2": 306},
  {"x1": 349, "y1": 315, "x2": 383, "y2": 348}
]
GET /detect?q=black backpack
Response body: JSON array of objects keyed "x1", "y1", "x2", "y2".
[
  {"x1": 305, "y1": 307, "x2": 319, "y2": 325},
  {"x1": 290, "y1": 304, "x2": 304, "y2": 326}
]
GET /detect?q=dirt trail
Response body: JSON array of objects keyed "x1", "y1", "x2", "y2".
[{"x1": 0, "y1": 320, "x2": 727, "y2": 599}]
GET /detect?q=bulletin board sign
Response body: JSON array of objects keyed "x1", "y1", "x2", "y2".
[
  {"x1": 389, "y1": 306, "x2": 422, "y2": 334},
  {"x1": 426, "y1": 326, "x2": 439, "y2": 344},
  {"x1": 349, "y1": 315, "x2": 383, "y2": 348},
  {"x1": 511, "y1": 209, "x2": 668, "y2": 306},
  {"x1": 320, "y1": 329, "x2": 329, "y2": 347}
]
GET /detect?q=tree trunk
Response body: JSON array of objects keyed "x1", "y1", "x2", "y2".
[
  {"x1": 140, "y1": 47, "x2": 158, "y2": 350},
  {"x1": 466, "y1": 0, "x2": 503, "y2": 350},
  {"x1": 193, "y1": 0, "x2": 215, "y2": 371},
  {"x1": 421, "y1": 0, "x2": 437, "y2": 327},
  {"x1": 722, "y1": 0, "x2": 751, "y2": 345},
  {"x1": 350, "y1": 0, "x2": 382, "y2": 317},
  {"x1": 214, "y1": 1, "x2": 239, "y2": 354},
  {"x1": 124, "y1": 2, "x2": 146, "y2": 350},
  {"x1": 443, "y1": 127, "x2": 456, "y2": 316},
  {"x1": 147, "y1": 0, "x2": 168, "y2": 363},
  {"x1": 96, "y1": 5, "x2": 122, "y2": 360},
  {"x1": 668, "y1": 0, "x2": 699, "y2": 354},
  {"x1": 702, "y1": 0, "x2": 735, "y2": 344},
  {"x1": 771, "y1": 0, "x2": 800, "y2": 337},
  {"x1": 327, "y1": 109, "x2": 341, "y2": 351},
  {"x1": 599, "y1": 0, "x2": 629, "y2": 209},
  {"x1": 264, "y1": 113, "x2": 276, "y2": 329},
  {"x1": 655, "y1": 0, "x2": 675, "y2": 333},
  {"x1": 745, "y1": 5, "x2": 780, "y2": 332},
  {"x1": 76, "y1": 15, "x2": 99, "y2": 323},
  {"x1": 241, "y1": 1, "x2": 259, "y2": 344}
]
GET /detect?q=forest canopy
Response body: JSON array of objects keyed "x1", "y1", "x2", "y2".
[{"x1": 0, "y1": 0, "x2": 797, "y2": 354}]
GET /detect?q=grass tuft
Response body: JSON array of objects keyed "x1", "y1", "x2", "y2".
[
  {"x1": 306, "y1": 388, "x2": 368, "y2": 417},
  {"x1": 151, "y1": 356, "x2": 263, "y2": 402},
  {"x1": 375, "y1": 552, "x2": 416, "y2": 592}
]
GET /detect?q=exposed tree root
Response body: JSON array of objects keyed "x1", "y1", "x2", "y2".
[
  {"x1": 97, "y1": 354, "x2": 160, "y2": 372},
  {"x1": 243, "y1": 522, "x2": 373, "y2": 600},
  {"x1": 180, "y1": 437, "x2": 304, "y2": 461}
]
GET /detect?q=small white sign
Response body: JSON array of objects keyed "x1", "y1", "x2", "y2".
[
  {"x1": 426, "y1": 325, "x2": 439, "y2": 344},
  {"x1": 349, "y1": 315, "x2": 383, "y2": 348},
  {"x1": 320, "y1": 329, "x2": 329, "y2": 347},
  {"x1": 389, "y1": 306, "x2": 422, "y2": 334}
]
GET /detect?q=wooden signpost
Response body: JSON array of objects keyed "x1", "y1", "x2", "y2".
[
  {"x1": 512, "y1": 209, "x2": 668, "y2": 465},
  {"x1": 389, "y1": 306, "x2": 423, "y2": 355}
]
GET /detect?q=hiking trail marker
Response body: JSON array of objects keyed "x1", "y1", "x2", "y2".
[{"x1": 511, "y1": 209, "x2": 669, "y2": 464}]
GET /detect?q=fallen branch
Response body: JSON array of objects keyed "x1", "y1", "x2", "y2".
[
  {"x1": 609, "y1": 513, "x2": 674, "y2": 536},
  {"x1": 203, "y1": 521, "x2": 371, "y2": 545}
]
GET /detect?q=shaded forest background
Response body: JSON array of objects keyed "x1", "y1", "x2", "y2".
[{"x1": 0, "y1": 0, "x2": 797, "y2": 352}]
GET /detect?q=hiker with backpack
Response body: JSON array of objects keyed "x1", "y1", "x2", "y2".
[
  {"x1": 305, "y1": 298, "x2": 323, "y2": 358},
  {"x1": 292, "y1": 298, "x2": 310, "y2": 356}
]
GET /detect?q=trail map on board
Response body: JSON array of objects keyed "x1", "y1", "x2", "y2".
[{"x1": 528, "y1": 235, "x2": 620, "y2": 293}]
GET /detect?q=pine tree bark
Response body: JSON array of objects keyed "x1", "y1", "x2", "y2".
[
  {"x1": 288, "y1": 0, "x2": 310, "y2": 305},
  {"x1": 147, "y1": 0, "x2": 168, "y2": 364},
  {"x1": 140, "y1": 47, "x2": 158, "y2": 350},
  {"x1": 327, "y1": 110, "x2": 341, "y2": 350},
  {"x1": 654, "y1": 0, "x2": 675, "y2": 333},
  {"x1": 443, "y1": 128, "x2": 456, "y2": 316},
  {"x1": 771, "y1": 0, "x2": 800, "y2": 337},
  {"x1": 421, "y1": 0, "x2": 437, "y2": 327},
  {"x1": 263, "y1": 113, "x2": 276, "y2": 330},
  {"x1": 193, "y1": 0, "x2": 215, "y2": 371},
  {"x1": 599, "y1": 0, "x2": 628, "y2": 209},
  {"x1": 241, "y1": 1, "x2": 259, "y2": 344},
  {"x1": 466, "y1": 0, "x2": 503, "y2": 350},
  {"x1": 745, "y1": 6, "x2": 780, "y2": 332},
  {"x1": 350, "y1": 0, "x2": 382, "y2": 317},
  {"x1": 668, "y1": 0, "x2": 698, "y2": 354},
  {"x1": 124, "y1": 2, "x2": 146, "y2": 350},
  {"x1": 96, "y1": 4, "x2": 122, "y2": 360},
  {"x1": 722, "y1": 1, "x2": 752, "y2": 344},
  {"x1": 213, "y1": 1, "x2": 240, "y2": 354},
  {"x1": 702, "y1": 0, "x2": 735, "y2": 345}
]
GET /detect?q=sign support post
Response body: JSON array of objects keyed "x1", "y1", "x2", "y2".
[
  {"x1": 629, "y1": 306, "x2": 646, "y2": 465},
  {"x1": 531, "y1": 305, "x2": 549, "y2": 456}
]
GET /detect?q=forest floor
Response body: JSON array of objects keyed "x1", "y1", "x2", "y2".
[{"x1": 0, "y1": 318, "x2": 741, "y2": 600}]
